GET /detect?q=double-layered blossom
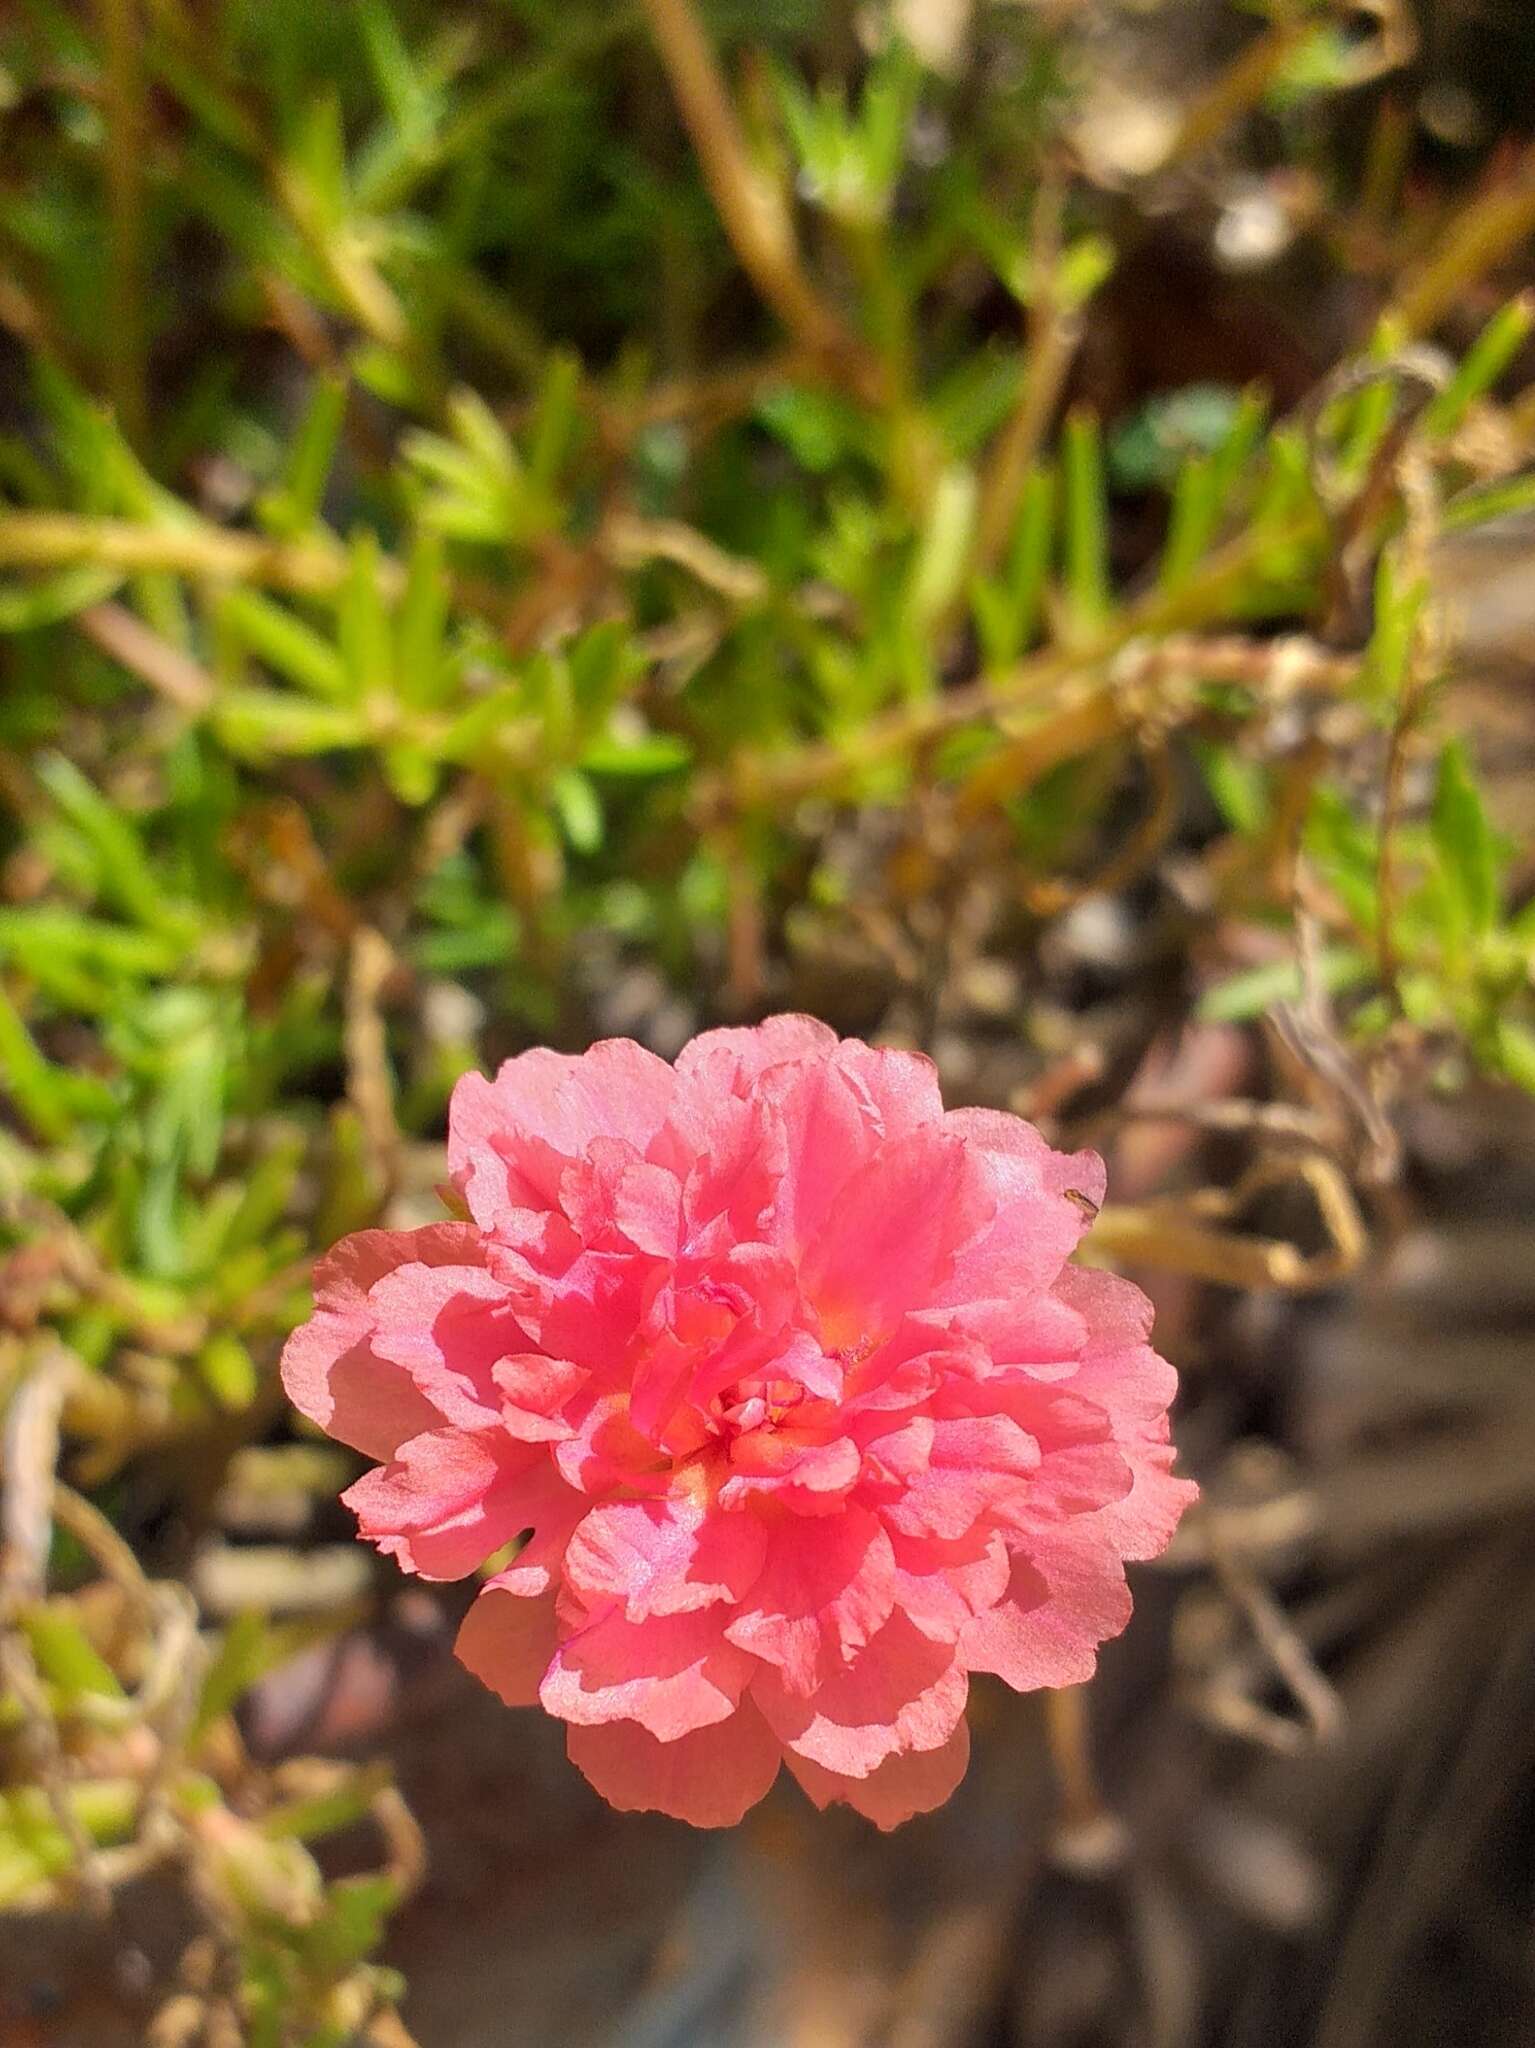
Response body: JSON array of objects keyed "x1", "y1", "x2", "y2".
[{"x1": 282, "y1": 1017, "x2": 1195, "y2": 1828}]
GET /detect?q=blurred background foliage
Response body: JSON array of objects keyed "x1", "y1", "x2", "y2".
[{"x1": 2, "y1": 0, "x2": 1535, "y2": 2041}]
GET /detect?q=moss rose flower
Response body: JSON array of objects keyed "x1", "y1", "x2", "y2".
[{"x1": 282, "y1": 1017, "x2": 1195, "y2": 1828}]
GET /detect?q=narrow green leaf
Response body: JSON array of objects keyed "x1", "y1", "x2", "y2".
[
  {"x1": 905, "y1": 463, "x2": 977, "y2": 631},
  {"x1": 552, "y1": 767, "x2": 603, "y2": 853},
  {"x1": 339, "y1": 528, "x2": 392, "y2": 699},
  {"x1": 1061, "y1": 410, "x2": 1110, "y2": 633},
  {"x1": 263, "y1": 372, "x2": 348, "y2": 535},
  {"x1": 1194, "y1": 739, "x2": 1270, "y2": 835},
  {"x1": 1494, "y1": 1017, "x2": 1535, "y2": 1094},
  {"x1": 0, "y1": 566, "x2": 123, "y2": 632},
  {"x1": 36, "y1": 755, "x2": 189, "y2": 937},
  {"x1": 1199, "y1": 948, "x2": 1373, "y2": 1023},
  {"x1": 1424, "y1": 294, "x2": 1535, "y2": 438},
  {"x1": 1006, "y1": 461, "x2": 1055, "y2": 653},
  {"x1": 580, "y1": 732, "x2": 692, "y2": 776},
  {"x1": 396, "y1": 528, "x2": 450, "y2": 708},
  {"x1": 213, "y1": 689, "x2": 369, "y2": 758},
  {"x1": 0, "y1": 983, "x2": 74, "y2": 1142},
  {"x1": 1431, "y1": 739, "x2": 1499, "y2": 937},
  {"x1": 527, "y1": 349, "x2": 583, "y2": 491},
  {"x1": 196, "y1": 1333, "x2": 259, "y2": 1412},
  {"x1": 1160, "y1": 454, "x2": 1221, "y2": 592},
  {"x1": 22, "y1": 1608, "x2": 124, "y2": 1701},
  {"x1": 1364, "y1": 554, "x2": 1429, "y2": 707},
  {"x1": 1441, "y1": 470, "x2": 1535, "y2": 532},
  {"x1": 218, "y1": 589, "x2": 348, "y2": 699}
]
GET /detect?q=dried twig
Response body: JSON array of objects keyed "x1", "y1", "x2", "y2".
[
  {"x1": 1390, "y1": 142, "x2": 1535, "y2": 340},
  {"x1": 973, "y1": 171, "x2": 1080, "y2": 575},
  {"x1": 0, "y1": 1348, "x2": 113, "y2": 1914},
  {"x1": 1197, "y1": 1508, "x2": 1346, "y2": 1753},
  {"x1": 638, "y1": 0, "x2": 883, "y2": 404},
  {"x1": 1045, "y1": 1686, "x2": 1129, "y2": 1875},
  {"x1": 76, "y1": 601, "x2": 216, "y2": 714},
  {"x1": 93, "y1": 0, "x2": 150, "y2": 444},
  {"x1": 0, "y1": 510, "x2": 365, "y2": 597},
  {"x1": 603, "y1": 511, "x2": 768, "y2": 605},
  {"x1": 345, "y1": 928, "x2": 403, "y2": 1201},
  {"x1": 1090, "y1": 1151, "x2": 1368, "y2": 1291}
]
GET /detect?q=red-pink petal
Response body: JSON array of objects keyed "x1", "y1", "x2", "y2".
[
  {"x1": 1047, "y1": 1265, "x2": 1198, "y2": 1557},
  {"x1": 754, "y1": 1611, "x2": 968, "y2": 1776},
  {"x1": 490, "y1": 1353, "x2": 586, "y2": 1440},
  {"x1": 365, "y1": 1261, "x2": 516, "y2": 1430},
  {"x1": 724, "y1": 1507, "x2": 895, "y2": 1695},
  {"x1": 752, "y1": 1055, "x2": 882, "y2": 1255},
  {"x1": 785, "y1": 1715, "x2": 971, "y2": 1828},
  {"x1": 540, "y1": 1606, "x2": 756, "y2": 1739},
  {"x1": 280, "y1": 1225, "x2": 487, "y2": 1458},
  {"x1": 553, "y1": 1389, "x2": 671, "y2": 1497},
  {"x1": 887, "y1": 1526, "x2": 1011, "y2": 1644},
  {"x1": 803, "y1": 1129, "x2": 991, "y2": 1347},
  {"x1": 566, "y1": 1702, "x2": 782, "y2": 1826},
  {"x1": 449, "y1": 1040, "x2": 676, "y2": 1231},
  {"x1": 939, "y1": 1109, "x2": 1106, "y2": 1302},
  {"x1": 672, "y1": 1014, "x2": 838, "y2": 1097},
  {"x1": 455, "y1": 1579, "x2": 558, "y2": 1706},
  {"x1": 717, "y1": 1430, "x2": 861, "y2": 1516},
  {"x1": 559, "y1": 1139, "x2": 684, "y2": 1257},
  {"x1": 279, "y1": 1306, "x2": 439, "y2": 1462},
  {"x1": 562, "y1": 1495, "x2": 767, "y2": 1621},
  {"x1": 342, "y1": 1429, "x2": 535, "y2": 1581},
  {"x1": 830, "y1": 1042, "x2": 944, "y2": 1144},
  {"x1": 959, "y1": 1532, "x2": 1132, "y2": 1691}
]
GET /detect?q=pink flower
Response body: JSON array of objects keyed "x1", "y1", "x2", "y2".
[{"x1": 282, "y1": 1017, "x2": 1195, "y2": 1829}]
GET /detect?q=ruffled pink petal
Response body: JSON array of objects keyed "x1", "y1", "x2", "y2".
[
  {"x1": 540, "y1": 1605, "x2": 756, "y2": 1739},
  {"x1": 980, "y1": 1386, "x2": 1133, "y2": 1525},
  {"x1": 1047, "y1": 1266, "x2": 1198, "y2": 1557},
  {"x1": 1050, "y1": 1265, "x2": 1179, "y2": 1424},
  {"x1": 559, "y1": 1139, "x2": 684, "y2": 1258},
  {"x1": 1093, "y1": 1418, "x2": 1199, "y2": 1562},
  {"x1": 672, "y1": 1014, "x2": 838, "y2": 1098},
  {"x1": 279, "y1": 1305, "x2": 439, "y2": 1463},
  {"x1": 929, "y1": 1294, "x2": 1089, "y2": 1376},
  {"x1": 486, "y1": 1461, "x2": 590, "y2": 1595},
  {"x1": 752, "y1": 1055, "x2": 882, "y2": 1255},
  {"x1": 785, "y1": 1715, "x2": 971, "y2": 1829},
  {"x1": 887, "y1": 1526, "x2": 1011, "y2": 1644},
  {"x1": 566, "y1": 1702, "x2": 782, "y2": 1826},
  {"x1": 939, "y1": 1109, "x2": 1106, "y2": 1303},
  {"x1": 627, "y1": 1284, "x2": 740, "y2": 1442},
  {"x1": 656, "y1": 1083, "x2": 788, "y2": 1251},
  {"x1": 878, "y1": 1413, "x2": 1040, "y2": 1543},
  {"x1": 343, "y1": 1429, "x2": 536, "y2": 1581},
  {"x1": 562, "y1": 1495, "x2": 767, "y2": 1621},
  {"x1": 803, "y1": 1129, "x2": 991, "y2": 1350},
  {"x1": 448, "y1": 1040, "x2": 676, "y2": 1231},
  {"x1": 554, "y1": 1390, "x2": 672, "y2": 1497},
  {"x1": 717, "y1": 1430, "x2": 861, "y2": 1516},
  {"x1": 491, "y1": 1353, "x2": 587, "y2": 1440},
  {"x1": 280, "y1": 1225, "x2": 487, "y2": 1458},
  {"x1": 455, "y1": 1579, "x2": 558, "y2": 1706},
  {"x1": 754, "y1": 1611, "x2": 968, "y2": 1777},
  {"x1": 365, "y1": 1261, "x2": 518, "y2": 1430},
  {"x1": 671, "y1": 1247, "x2": 810, "y2": 1419},
  {"x1": 724, "y1": 1507, "x2": 896, "y2": 1695},
  {"x1": 830, "y1": 1042, "x2": 944, "y2": 1144},
  {"x1": 959, "y1": 1531, "x2": 1132, "y2": 1691}
]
